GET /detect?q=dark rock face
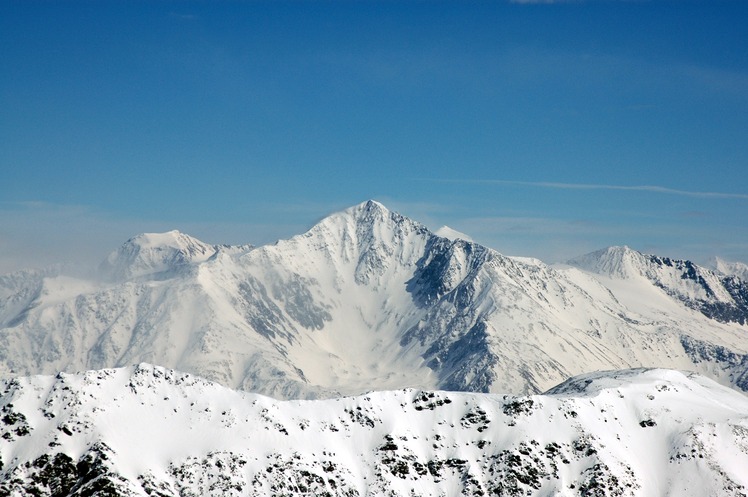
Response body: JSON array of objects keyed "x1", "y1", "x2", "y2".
[
  {"x1": 710, "y1": 275, "x2": 748, "y2": 325},
  {"x1": 0, "y1": 443, "x2": 134, "y2": 497},
  {"x1": 646, "y1": 255, "x2": 748, "y2": 325},
  {"x1": 426, "y1": 320, "x2": 497, "y2": 393},
  {"x1": 406, "y1": 238, "x2": 489, "y2": 309},
  {"x1": 680, "y1": 335, "x2": 748, "y2": 390},
  {"x1": 403, "y1": 238, "x2": 498, "y2": 393}
]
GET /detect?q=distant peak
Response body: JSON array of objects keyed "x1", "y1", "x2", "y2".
[
  {"x1": 566, "y1": 245, "x2": 646, "y2": 278},
  {"x1": 601, "y1": 245, "x2": 634, "y2": 255},
  {"x1": 100, "y1": 231, "x2": 217, "y2": 281},
  {"x1": 126, "y1": 230, "x2": 195, "y2": 248},
  {"x1": 574, "y1": 245, "x2": 640, "y2": 262},
  {"x1": 435, "y1": 226, "x2": 473, "y2": 242},
  {"x1": 707, "y1": 256, "x2": 748, "y2": 280}
]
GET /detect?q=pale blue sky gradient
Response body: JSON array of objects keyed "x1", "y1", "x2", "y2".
[{"x1": 1, "y1": 1, "x2": 747, "y2": 272}]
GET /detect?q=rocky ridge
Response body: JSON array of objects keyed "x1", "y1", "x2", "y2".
[{"x1": 2, "y1": 364, "x2": 748, "y2": 497}]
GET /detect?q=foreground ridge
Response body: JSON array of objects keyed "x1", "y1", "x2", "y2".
[{"x1": 1, "y1": 364, "x2": 748, "y2": 496}]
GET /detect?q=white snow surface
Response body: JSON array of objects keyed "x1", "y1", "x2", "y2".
[
  {"x1": 709, "y1": 257, "x2": 748, "y2": 282},
  {"x1": 1, "y1": 201, "x2": 748, "y2": 400},
  {"x1": 434, "y1": 225, "x2": 473, "y2": 242},
  {"x1": 1, "y1": 364, "x2": 748, "y2": 496},
  {"x1": 98, "y1": 230, "x2": 220, "y2": 281}
]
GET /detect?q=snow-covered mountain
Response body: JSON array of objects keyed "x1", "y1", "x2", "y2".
[
  {"x1": 1, "y1": 201, "x2": 748, "y2": 399},
  {"x1": 98, "y1": 230, "x2": 223, "y2": 281},
  {"x1": 568, "y1": 246, "x2": 748, "y2": 325},
  {"x1": 708, "y1": 257, "x2": 748, "y2": 283},
  {"x1": 2, "y1": 364, "x2": 747, "y2": 497}
]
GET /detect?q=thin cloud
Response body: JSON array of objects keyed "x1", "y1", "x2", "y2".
[
  {"x1": 428, "y1": 179, "x2": 748, "y2": 200},
  {"x1": 452, "y1": 213, "x2": 748, "y2": 264},
  {"x1": 509, "y1": 0, "x2": 640, "y2": 3},
  {"x1": 680, "y1": 210, "x2": 709, "y2": 219}
]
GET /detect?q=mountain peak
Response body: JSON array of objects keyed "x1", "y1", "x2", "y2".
[
  {"x1": 99, "y1": 230, "x2": 217, "y2": 281},
  {"x1": 343, "y1": 199, "x2": 391, "y2": 221},
  {"x1": 358, "y1": 199, "x2": 387, "y2": 211},
  {"x1": 566, "y1": 245, "x2": 646, "y2": 278},
  {"x1": 435, "y1": 225, "x2": 473, "y2": 242},
  {"x1": 283, "y1": 200, "x2": 433, "y2": 288},
  {"x1": 124, "y1": 230, "x2": 193, "y2": 248},
  {"x1": 707, "y1": 256, "x2": 748, "y2": 281},
  {"x1": 306, "y1": 200, "x2": 425, "y2": 237}
]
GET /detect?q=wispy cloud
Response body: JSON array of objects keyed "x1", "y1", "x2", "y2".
[
  {"x1": 427, "y1": 179, "x2": 748, "y2": 200},
  {"x1": 509, "y1": 0, "x2": 569, "y2": 4},
  {"x1": 509, "y1": 0, "x2": 642, "y2": 3}
]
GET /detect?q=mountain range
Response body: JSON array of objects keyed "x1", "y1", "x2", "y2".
[{"x1": 1, "y1": 200, "x2": 747, "y2": 399}]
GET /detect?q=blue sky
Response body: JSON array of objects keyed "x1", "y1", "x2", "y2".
[{"x1": 1, "y1": 1, "x2": 747, "y2": 273}]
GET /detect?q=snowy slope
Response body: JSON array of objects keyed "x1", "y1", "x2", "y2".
[
  {"x1": 708, "y1": 257, "x2": 748, "y2": 283},
  {"x1": 1, "y1": 365, "x2": 748, "y2": 497},
  {"x1": 568, "y1": 246, "x2": 748, "y2": 325},
  {"x1": 1, "y1": 201, "x2": 748, "y2": 399},
  {"x1": 98, "y1": 230, "x2": 219, "y2": 281},
  {"x1": 434, "y1": 225, "x2": 473, "y2": 242}
]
